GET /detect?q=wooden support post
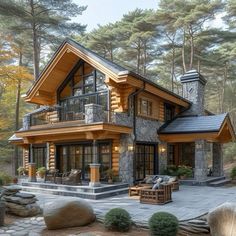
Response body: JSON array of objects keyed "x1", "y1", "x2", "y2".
[
  {"x1": 89, "y1": 140, "x2": 101, "y2": 187},
  {"x1": 28, "y1": 163, "x2": 37, "y2": 182}
]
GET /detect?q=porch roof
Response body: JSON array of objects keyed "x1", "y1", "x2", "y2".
[{"x1": 158, "y1": 113, "x2": 236, "y2": 143}]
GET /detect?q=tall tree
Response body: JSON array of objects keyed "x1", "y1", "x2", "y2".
[{"x1": 0, "y1": 0, "x2": 87, "y2": 80}]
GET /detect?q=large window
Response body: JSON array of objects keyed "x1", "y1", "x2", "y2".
[
  {"x1": 138, "y1": 98, "x2": 153, "y2": 117},
  {"x1": 31, "y1": 146, "x2": 47, "y2": 168},
  {"x1": 58, "y1": 61, "x2": 108, "y2": 121},
  {"x1": 135, "y1": 144, "x2": 156, "y2": 180},
  {"x1": 57, "y1": 142, "x2": 111, "y2": 180}
]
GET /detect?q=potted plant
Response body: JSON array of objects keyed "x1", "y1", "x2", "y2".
[
  {"x1": 177, "y1": 166, "x2": 193, "y2": 179},
  {"x1": 17, "y1": 166, "x2": 28, "y2": 176},
  {"x1": 12, "y1": 176, "x2": 18, "y2": 184},
  {"x1": 37, "y1": 167, "x2": 46, "y2": 178},
  {"x1": 230, "y1": 167, "x2": 236, "y2": 183},
  {"x1": 106, "y1": 169, "x2": 115, "y2": 184}
]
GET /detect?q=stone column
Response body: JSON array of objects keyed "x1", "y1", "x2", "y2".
[
  {"x1": 212, "y1": 143, "x2": 224, "y2": 177},
  {"x1": 119, "y1": 134, "x2": 134, "y2": 184},
  {"x1": 85, "y1": 104, "x2": 103, "y2": 124},
  {"x1": 194, "y1": 140, "x2": 208, "y2": 182},
  {"x1": 89, "y1": 140, "x2": 101, "y2": 187},
  {"x1": 158, "y1": 142, "x2": 168, "y2": 174},
  {"x1": 28, "y1": 163, "x2": 37, "y2": 182}
]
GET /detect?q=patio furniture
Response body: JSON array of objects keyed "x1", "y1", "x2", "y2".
[
  {"x1": 138, "y1": 175, "x2": 179, "y2": 191},
  {"x1": 129, "y1": 185, "x2": 152, "y2": 197},
  {"x1": 61, "y1": 169, "x2": 82, "y2": 185},
  {"x1": 140, "y1": 183, "x2": 172, "y2": 205},
  {"x1": 44, "y1": 169, "x2": 59, "y2": 183}
]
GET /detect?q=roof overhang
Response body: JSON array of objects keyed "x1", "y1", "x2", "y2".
[
  {"x1": 159, "y1": 115, "x2": 236, "y2": 143},
  {"x1": 15, "y1": 122, "x2": 132, "y2": 144},
  {"x1": 25, "y1": 39, "x2": 190, "y2": 108}
]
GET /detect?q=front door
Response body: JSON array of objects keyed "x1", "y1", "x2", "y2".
[{"x1": 135, "y1": 143, "x2": 157, "y2": 180}]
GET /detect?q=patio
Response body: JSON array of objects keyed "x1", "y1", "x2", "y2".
[{"x1": 33, "y1": 185, "x2": 236, "y2": 227}]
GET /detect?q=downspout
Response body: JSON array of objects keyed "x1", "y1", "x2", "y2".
[{"x1": 128, "y1": 82, "x2": 146, "y2": 182}]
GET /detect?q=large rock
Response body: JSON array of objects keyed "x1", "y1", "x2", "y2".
[
  {"x1": 6, "y1": 202, "x2": 41, "y2": 217},
  {"x1": 43, "y1": 199, "x2": 95, "y2": 230},
  {"x1": 208, "y1": 202, "x2": 236, "y2": 236}
]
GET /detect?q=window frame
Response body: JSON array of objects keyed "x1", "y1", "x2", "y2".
[{"x1": 138, "y1": 97, "x2": 153, "y2": 117}]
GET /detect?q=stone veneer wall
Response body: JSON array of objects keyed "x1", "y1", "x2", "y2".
[{"x1": 212, "y1": 143, "x2": 224, "y2": 177}]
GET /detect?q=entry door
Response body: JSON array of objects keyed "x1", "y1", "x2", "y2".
[{"x1": 135, "y1": 144, "x2": 156, "y2": 180}]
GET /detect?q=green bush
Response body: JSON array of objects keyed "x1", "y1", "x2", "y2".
[
  {"x1": 0, "y1": 172, "x2": 12, "y2": 186},
  {"x1": 104, "y1": 208, "x2": 131, "y2": 232},
  {"x1": 230, "y1": 167, "x2": 236, "y2": 180},
  {"x1": 161, "y1": 165, "x2": 178, "y2": 176},
  {"x1": 177, "y1": 165, "x2": 192, "y2": 178},
  {"x1": 149, "y1": 212, "x2": 179, "y2": 236}
]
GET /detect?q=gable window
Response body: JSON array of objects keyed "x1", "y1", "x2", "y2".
[
  {"x1": 138, "y1": 98, "x2": 152, "y2": 116},
  {"x1": 57, "y1": 60, "x2": 108, "y2": 121}
]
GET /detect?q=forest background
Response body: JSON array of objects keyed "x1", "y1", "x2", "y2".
[{"x1": 0, "y1": 0, "x2": 236, "y2": 174}]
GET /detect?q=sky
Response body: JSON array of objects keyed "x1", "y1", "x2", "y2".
[{"x1": 72, "y1": 0, "x2": 158, "y2": 32}]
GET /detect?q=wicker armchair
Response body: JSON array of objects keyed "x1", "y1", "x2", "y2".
[
  {"x1": 61, "y1": 169, "x2": 82, "y2": 185},
  {"x1": 140, "y1": 183, "x2": 172, "y2": 205},
  {"x1": 44, "y1": 169, "x2": 59, "y2": 183}
]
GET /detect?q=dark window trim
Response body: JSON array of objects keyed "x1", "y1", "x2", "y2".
[{"x1": 164, "y1": 103, "x2": 175, "y2": 122}]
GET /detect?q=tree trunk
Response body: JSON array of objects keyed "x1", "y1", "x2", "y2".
[
  {"x1": 137, "y1": 40, "x2": 141, "y2": 74},
  {"x1": 182, "y1": 29, "x2": 187, "y2": 73},
  {"x1": 220, "y1": 63, "x2": 228, "y2": 113},
  {"x1": 13, "y1": 52, "x2": 23, "y2": 175},
  {"x1": 30, "y1": 0, "x2": 40, "y2": 80},
  {"x1": 171, "y1": 45, "x2": 175, "y2": 92},
  {"x1": 143, "y1": 41, "x2": 147, "y2": 76},
  {"x1": 189, "y1": 27, "x2": 194, "y2": 70}
]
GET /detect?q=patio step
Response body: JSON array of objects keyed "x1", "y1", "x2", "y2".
[
  {"x1": 208, "y1": 178, "x2": 231, "y2": 187},
  {"x1": 21, "y1": 186, "x2": 128, "y2": 200},
  {"x1": 180, "y1": 176, "x2": 226, "y2": 186},
  {"x1": 20, "y1": 182, "x2": 129, "y2": 200}
]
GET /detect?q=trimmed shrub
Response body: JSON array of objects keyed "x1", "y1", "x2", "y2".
[
  {"x1": 0, "y1": 172, "x2": 12, "y2": 186},
  {"x1": 149, "y1": 212, "x2": 179, "y2": 236},
  {"x1": 104, "y1": 208, "x2": 131, "y2": 232},
  {"x1": 230, "y1": 167, "x2": 236, "y2": 180}
]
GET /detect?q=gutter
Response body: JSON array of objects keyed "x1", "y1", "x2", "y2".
[{"x1": 128, "y1": 82, "x2": 146, "y2": 182}]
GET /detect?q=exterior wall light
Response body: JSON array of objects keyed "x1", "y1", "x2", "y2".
[
  {"x1": 128, "y1": 145, "x2": 134, "y2": 151},
  {"x1": 114, "y1": 146, "x2": 119, "y2": 152},
  {"x1": 160, "y1": 146, "x2": 166, "y2": 153}
]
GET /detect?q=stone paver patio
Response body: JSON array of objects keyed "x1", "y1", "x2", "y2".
[{"x1": 0, "y1": 185, "x2": 236, "y2": 235}]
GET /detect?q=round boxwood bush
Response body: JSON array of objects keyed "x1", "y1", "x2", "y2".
[
  {"x1": 104, "y1": 208, "x2": 131, "y2": 232},
  {"x1": 149, "y1": 212, "x2": 179, "y2": 236}
]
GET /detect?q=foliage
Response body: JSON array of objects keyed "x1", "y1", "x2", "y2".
[
  {"x1": 230, "y1": 167, "x2": 236, "y2": 180},
  {"x1": 177, "y1": 166, "x2": 193, "y2": 178},
  {"x1": 104, "y1": 208, "x2": 132, "y2": 232},
  {"x1": 148, "y1": 212, "x2": 179, "y2": 236},
  {"x1": 17, "y1": 166, "x2": 28, "y2": 176},
  {"x1": 106, "y1": 169, "x2": 115, "y2": 179},
  {"x1": 37, "y1": 167, "x2": 46, "y2": 176},
  {"x1": 161, "y1": 165, "x2": 178, "y2": 176},
  {"x1": 0, "y1": 172, "x2": 12, "y2": 186}
]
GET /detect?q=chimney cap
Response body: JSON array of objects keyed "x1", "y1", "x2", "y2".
[{"x1": 180, "y1": 69, "x2": 207, "y2": 85}]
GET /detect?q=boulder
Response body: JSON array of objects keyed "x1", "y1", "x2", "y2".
[
  {"x1": 43, "y1": 199, "x2": 95, "y2": 230},
  {"x1": 208, "y1": 202, "x2": 236, "y2": 236},
  {"x1": 6, "y1": 202, "x2": 41, "y2": 217}
]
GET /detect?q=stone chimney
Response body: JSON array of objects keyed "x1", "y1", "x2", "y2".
[{"x1": 180, "y1": 70, "x2": 207, "y2": 116}]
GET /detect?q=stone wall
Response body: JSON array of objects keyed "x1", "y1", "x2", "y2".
[
  {"x1": 194, "y1": 140, "x2": 208, "y2": 181},
  {"x1": 119, "y1": 134, "x2": 134, "y2": 184},
  {"x1": 212, "y1": 143, "x2": 224, "y2": 177},
  {"x1": 158, "y1": 142, "x2": 168, "y2": 174},
  {"x1": 136, "y1": 117, "x2": 162, "y2": 142}
]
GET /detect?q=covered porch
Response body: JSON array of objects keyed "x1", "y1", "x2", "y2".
[{"x1": 159, "y1": 114, "x2": 236, "y2": 183}]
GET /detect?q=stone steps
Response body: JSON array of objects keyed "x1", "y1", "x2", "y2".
[
  {"x1": 180, "y1": 176, "x2": 226, "y2": 186},
  {"x1": 208, "y1": 178, "x2": 231, "y2": 187},
  {"x1": 20, "y1": 182, "x2": 129, "y2": 200}
]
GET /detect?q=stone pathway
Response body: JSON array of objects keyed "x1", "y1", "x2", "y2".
[
  {"x1": 0, "y1": 185, "x2": 236, "y2": 235},
  {"x1": 0, "y1": 216, "x2": 45, "y2": 236}
]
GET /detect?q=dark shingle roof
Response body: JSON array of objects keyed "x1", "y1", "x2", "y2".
[{"x1": 159, "y1": 113, "x2": 228, "y2": 134}]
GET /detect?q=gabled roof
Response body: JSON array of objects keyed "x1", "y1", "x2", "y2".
[
  {"x1": 25, "y1": 38, "x2": 190, "y2": 108},
  {"x1": 159, "y1": 114, "x2": 228, "y2": 134},
  {"x1": 158, "y1": 113, "x2": 235, "y2": 143}
]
